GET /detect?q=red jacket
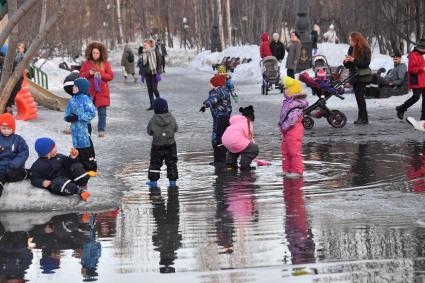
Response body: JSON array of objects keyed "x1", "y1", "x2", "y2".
[
  {"x1": 259, "y1": 32, "x2": 272, "y2": 58},
  {"x1": 80, "y1": 60, "x2": 114, "y2": 107},
  {"x1": 408, "y1": 50, "x2": 425, "y2": 89}
]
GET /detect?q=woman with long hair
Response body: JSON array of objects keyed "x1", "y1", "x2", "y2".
[
  {"x1": 343, "y1": 32, "x2": 372, "y2": 125},
  {"x1": 138, "y1": 39, "x2": 162, "y2": 111},
  {"x1": 80, "y1": 42, "x2": 114, "y2": 138}
]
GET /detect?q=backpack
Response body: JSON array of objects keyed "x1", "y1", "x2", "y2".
[{"x1": 128, "y1": 52, "x2": 134, "y2": 63}]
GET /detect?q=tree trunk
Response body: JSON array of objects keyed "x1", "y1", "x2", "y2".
[
  {"x1": 115, "y1": 0, "x2": 124, "y2": 44},
  {"x1": 38, "y1": 0, "x2": 47, "y2": 33},
  {"x1": 110, "y1": 0, "x2": 116, "y2": 49},
  {"x1": 0, "y1": 0, "x2": 66, "y2": 112},
  {"x1": 216, "y1": 0, "x2": 224, "y2": 50},
  {"x1": 0, "y1": 0, "x2": 38, "y2": 48},
  {"x1": 225, "y1": 0, "x2": 232, "y2": 46}
]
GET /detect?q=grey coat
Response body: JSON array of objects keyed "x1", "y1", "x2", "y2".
[
  {"x1": 121, "y1": 45, "x2": 135, "y2": 75},
  {"x1": 286, "y1": 41, "x2": 302, "y2": 70},
  {"x1": 385, "y1": 63, "x2": 407, "y2": 86},
  {"x1": 147, "y1": 113, "x2": 178, "y2": 146}
]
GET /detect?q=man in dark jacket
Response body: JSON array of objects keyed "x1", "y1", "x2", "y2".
[
  {"x1": 269, "y1": 33, "x2": 285, "y2": 62},
  {"x1": 146, "y1": 98, "x2": 178, "y2": 189},
  {"x1": 211, "y1": 26, "x2": 222, "y2": 52},
  {"x1": 30, "y1": 137, "x2": 91, "y2": 201}
]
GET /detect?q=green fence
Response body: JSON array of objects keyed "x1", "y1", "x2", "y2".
[{"x1": 28, "y1": 65, "x2": 49, "y2": 89}]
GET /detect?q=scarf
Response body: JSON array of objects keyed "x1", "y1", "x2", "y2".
[{"x1": 143, "y1": 47, "x2": 157, "y2": 74}]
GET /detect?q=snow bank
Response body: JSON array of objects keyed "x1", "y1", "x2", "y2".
[{"x1": 34, "y1": 57, "x2": 75, "y2": 96}]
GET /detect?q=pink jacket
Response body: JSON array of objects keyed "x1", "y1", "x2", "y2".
[{"x1": 222, "y1": 115, "x2": 254, "y2": 153}]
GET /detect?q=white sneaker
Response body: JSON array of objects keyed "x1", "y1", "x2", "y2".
[
  {"x1": 286, "y1": 173, "x2": 303, "y2": 179},
  {"x1": 407, "y1": 117, "x2": 425, "y2": 132}
]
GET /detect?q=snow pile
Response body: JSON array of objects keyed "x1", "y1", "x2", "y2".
[{"x1": 34, "y1": 57, "x2": 73, "y2": 96}]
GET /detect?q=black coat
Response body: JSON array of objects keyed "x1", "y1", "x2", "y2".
[
  {"x1": 343, "y1": 46, "x2": 372, "y2": 83},
  {"x1": 269, "y1": 41, "x2": 286, "y2": 61},
  {"x1": 30, "y1": 154, "x2": 75, "y2": 188},
  {"x1": 210, "y1": 27, "x2": 222, "y2": 52},
  {"x1": 311, "y1": 31, "x2": 318, "y2": 49}
]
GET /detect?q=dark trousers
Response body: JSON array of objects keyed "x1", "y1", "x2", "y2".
[
  {"x1": 6, "y1": 76, "x2": 24, "y2": 109},
  {"x1": 145, "y1": 74, "x2": 160, "y2": 107},
  {"x1": 212, "y1": 115, "x2": 230, "y2": 164},
  {"x1": 0, "y1": 168, "x2": 29, "y2": 188},
  {"x1": 287, "y1": 69, "x2": 295, "y2": 79},
  {"x1": 353, "y1": 81, "x2": 368, "y2": 122},
  {"x1": 49, "y1": 162, "x2": 89, "y2": 196},
  {"x1": 77, "y1": 138, "x2": 97, "y2": 172},
  {"x1": 148, "y1": 143, "x2": 178, "y2": 181},
  {"x1": 226, "y1": 143, "x2": 259, "y2": 170},
  {"x1": 400, "y1": 88, "x2": 425, "y2": 120},
  {"x1": 161, "y1": 56, "x2": 166, "y2": 72}
]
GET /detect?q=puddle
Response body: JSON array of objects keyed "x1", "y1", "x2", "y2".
[{"x1": 3, "y1": 142, "x2": 425, "y2": 282}]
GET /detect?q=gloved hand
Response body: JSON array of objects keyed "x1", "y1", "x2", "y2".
[
  {"x1": 155, "y1": 73, "x2": 161, "y2": 82},
  {"x1": 140, "y1": 75, "x2": 145, "y2": 84},
  {"x1": 199, "y1": 105, "x2": 206, "y2": 113},
  {"x1": 65, "y1": 114, "x2": 78, "y2": 123}
]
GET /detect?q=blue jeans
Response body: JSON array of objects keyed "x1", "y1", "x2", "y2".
[{"x1": 97, "y1": 107, "x2": 107, "y2": 132}]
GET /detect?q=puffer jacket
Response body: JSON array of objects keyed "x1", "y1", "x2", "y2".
[
  {"x1": 222, "y1": 115, "x2": 254, "y2": 153},
  {"x1": 64, "y1": 94, "x2": 96, "y2": 148},
  {"x1": 0, "y1": 134, "x2": 29, "y2": 173},
  {"x1": 203, "y1": 87, "x2": 232, "y2": 118},
  {"x1": 147, "y1": 113, "x2": 178, "y2": 146},
  {"x1": 30, "y1": 154, "x2": 75, "y2": 188},
  {"x1": 279, "y1": 94, "x2": 308, "y2": 132},
  {"x1": 407, "y1": 49, "x2": 425, "y2": 89},
  {"x1": 79, "y1": 61, "x2": 114, "y2": 107},
  {"x1": 121, "y1": 45, "x2": 135, "y2": 74},
  {"x1": 260, "y1": 32, "x2": 272, "y2": 58}
]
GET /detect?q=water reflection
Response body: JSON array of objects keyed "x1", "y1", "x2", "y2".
[
  {"x1": 149, "y1": 188, "x2": 182, "y2": 273},
  {"x1": 283, "y1": 177, "x2": 315, "y2": 265}
]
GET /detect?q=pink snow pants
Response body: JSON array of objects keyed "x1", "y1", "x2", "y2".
[{"x1": 281, "y1": 118, "x2": 304, "y2": 174}]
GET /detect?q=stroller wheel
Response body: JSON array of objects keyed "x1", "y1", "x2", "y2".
[
  {"x1": 328, "y1": 110, "x2": 347, "y2": 128},
  {"x1": 302, "y1": 116, "x2": 314, "y2": 129}
]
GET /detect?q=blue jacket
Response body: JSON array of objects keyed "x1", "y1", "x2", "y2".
[
  {"x1": 203, "y1": 87, "x2": 232, "y2": 118},
  {"x1": 0, "y1": 134, "x2": 29, "y2": 174},
  {"x1": 64, "y1": 94, "x2": 96, "y2": 148}
]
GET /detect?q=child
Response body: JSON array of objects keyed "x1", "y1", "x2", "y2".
[
  {"x1": 146, "y1": 98, "x2": 178, "y2": 188},
  {"x1": 30, "y1": 137, "x2": 91, "y2": 201},
  {"x1": 200, "y1": 67, "x2": 233, "y2": 166},
  {"x1": 279, "y1": 76, "x2": 308, "y2": 178},
  {"x1": 222, "y1": 106, "x2": 259, "y2": 171},
  {"x1": 0, "y1": 113, "x2": 29, "y2": 197},
  {"x1": 64, "y1": 77, "x2": 97, "y2": 175}
]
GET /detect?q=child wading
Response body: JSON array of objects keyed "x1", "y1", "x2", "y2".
[
  {"x1": 146, "y1": 98, "x2": 178, "y2": 189},
  {"x1": 0, "y1": 113, "x2": 30, "y2": 197},
  {"x1": 222, "y1": 106, "x2": 259, "y2": 171},
  {"x1": 30, "y1": 138, "x2": 91, "y2": 201},
  {"x1": 200, "y1": 66, "x2": 234, "y2": 167},
  {"x1": 64, "y1": 77, "x2": 97, "y2": 175},
  {"x1": 279, "y1": 77, "x2": 308, "y2": 178}
]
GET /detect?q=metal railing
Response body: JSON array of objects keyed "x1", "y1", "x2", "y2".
[{"x1": 28, "y1": 65, "x2": 49, "y2": 89}]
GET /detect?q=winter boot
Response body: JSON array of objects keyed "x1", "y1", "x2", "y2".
[
  {"x1": 240, "y1": 166, "x2": 256, "y2": 171},
  {"x1": 169, "y1": 180, "x2": 177, "y2": 188},
  {"x1": 396, "y1": 106, "x2": 405, "y2": 120},
  {"x1": 80, "y1": 191, "x2": 90, "y2": 201},
  {"x1": 407, "y1": 117, "x2": 425, "y2": 132},
  {"x1": 146, "y1": 180, "x2": 158, "y2": 189}
]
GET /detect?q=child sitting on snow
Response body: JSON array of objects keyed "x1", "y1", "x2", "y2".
[
  {"x1": 222, "y1": 106, "x2": 259, "y2": 171},
  {"x1": 279, "y1": 76, "x2": 308, "y2": 178},
  {"x1": 64, "y1": 77, "x2": 97, "y2": 175},
  {"x1": 30, "y1": 137, "x2": 91, "y2": 201},
  {"x1": 146, "y1": 98, "x2": 179, "y2": 189},
  {"x1": 0, "y1": 113, "x2": 30, "y2": 197}
]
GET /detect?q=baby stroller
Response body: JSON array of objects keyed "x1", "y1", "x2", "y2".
[
  {"x1": 313, "y1": 55, "x2": 346, "y2": 85},
  {"x1": 261, "y1": 56, "x2": 283, "y2": 95},
  {"x1": 299, "y1": 72, "x2": 357, "y2": 129}
]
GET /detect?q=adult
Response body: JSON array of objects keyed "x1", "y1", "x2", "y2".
[
  {"x1": 269, "y1": 33, "x2": 285, "y2": 62},
  {"x1": 121, "y1": 45, "x2": 137, "y2": 82},
  {"x1": 210, "y1": 26, "x2": 222, "y2": 52},
  {"x1": 80, "y1": 42, "x2": 114, "y2": 138},
  {"x1": 375, "y1": 51, "x2": 407, "y2": 87},
  {"x1": 323, "y1": 24, "x2": 339, "y2": 44},
  {"x1": 138, "y1": 39, "x2": 162, "y2": 111},
  {"x1": 156, "y1": 38, "x2": 168, "y2": 73},
  {"x1": 310, "y1": 24, "x2": 321, "y2": 55},
  {"x1": 286, "y1": 32, "x2": 302, "y2": 79},
  {"x1": 5, "y1": 43, "x2": 26, "y2": 114},
  {"x1": 343, "y1": 32, "x2": 372, "y2": 125},
  {"x1": 396, "y1": 39, "x2": 425, "y2": 120},
  {"x1": 259, "y1": 32, "x2": 272, "y2": 59}
]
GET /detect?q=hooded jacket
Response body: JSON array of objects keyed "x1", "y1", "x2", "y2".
[
  {"x1": 222, "y1": 115, "x2": 254, "y2": 153},
  {"x1": 147, "y1": 113, "x2": 178, "y2": 146},
  {"x1": 279, "y1": 94, "x2": 308, "y2": 132},
  {"x1": 260, "y1": 33, "x2": 272, "y2": 59}
]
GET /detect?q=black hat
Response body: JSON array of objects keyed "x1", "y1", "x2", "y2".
[
  {"x1": 416, "y1": 38, "x2": 425, "y2": 49},
  {"x1": 239, "y1": 105, "x2": 255, "y2": 121},
  {"x1": 63, "y1": 70, "x2": 80, "y2": 96},
  {"x1": 392, "y1": 51, "x2": 402, "y2": 58}
]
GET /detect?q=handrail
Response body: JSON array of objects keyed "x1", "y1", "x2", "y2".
[{"x1": 27, "y1": 65, "x2": 49, "y2": 89}]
